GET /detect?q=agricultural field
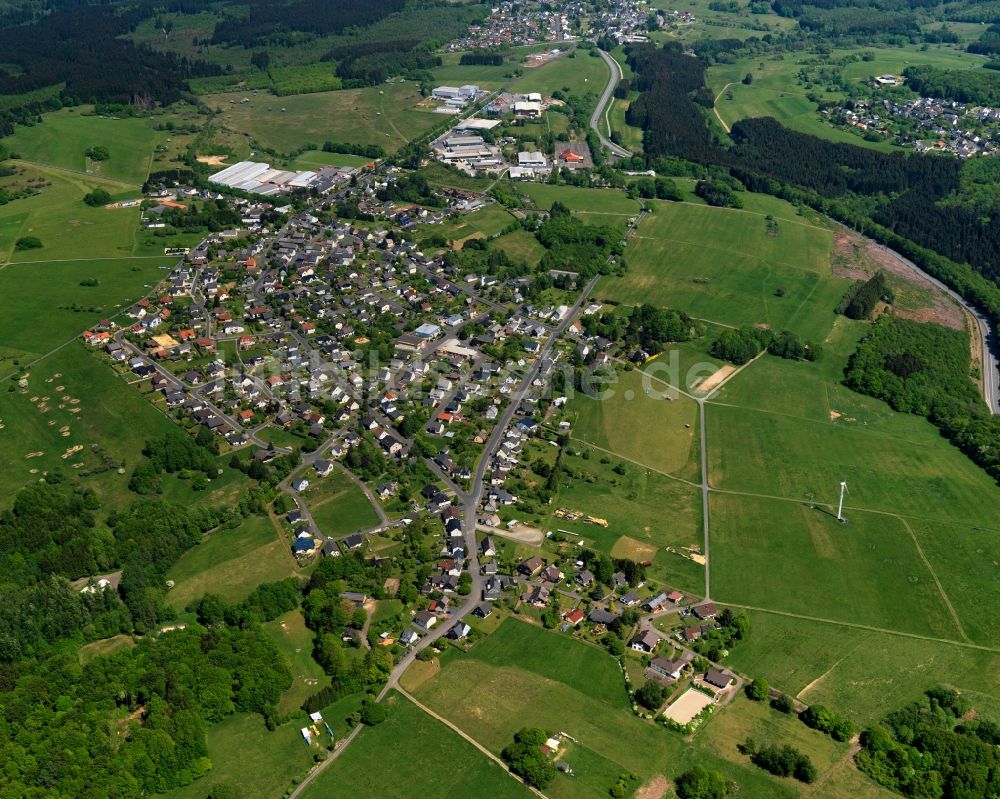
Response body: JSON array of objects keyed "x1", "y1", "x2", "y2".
[
  {"x1": 515, "y1": 183, "x2": 641, "y2": 228},
  {"x1": 300, "y1": 471, "x2": 381, "y2": 539},
  {"x1": 202, "y1": 83, "x2": 443, "y2": 155},
  {"x1": 723, "y1": 611, "x2": 1000, "y2": 726},
  {"x1": 604, "y1": 199, "x2": 843, "y2": 342},
  {"x1": 0, "y1": 344, "x2": 180, "y2": 502},
  {"x1": 163, "y1": 713, "x2": 314, "y2": 799},
  {"x1": 406, "y1": 618, "x2": 871, "y2": 799},
  {"x1": 262, "y1": 609, "x2": 328, "y2": 715},
  {"x1": 165, "y1": 513, "x2": 299, "y2": 610},
  {"x1": 509, "y1": 49, "x2": 609, "y2": 106},
  {"x1": 301, "y1": 692, "x2": 534, "y2": 799},
  {"x1": 3, "y1": 108, "x2": 161, "y2": 184}
]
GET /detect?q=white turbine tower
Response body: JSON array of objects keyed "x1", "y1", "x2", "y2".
[{"x1": 836, "y1": 481, "x2": 848, "y2": 522}]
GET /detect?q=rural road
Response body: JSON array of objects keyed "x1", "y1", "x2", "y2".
[
  {"x1": 591, "y1": 48, "x2": 633, "y2": 160},
  {"x1": 871, "y1": 240, "x2": 1000, "y2": 414}
]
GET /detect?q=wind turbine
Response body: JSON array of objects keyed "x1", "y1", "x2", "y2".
[{"x1": 836, "y1": 481, "x2": 848, "y2": 523}]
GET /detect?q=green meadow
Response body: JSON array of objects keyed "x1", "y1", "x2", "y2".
[
  {"x1": 516, "y1": 183, "x2": 641, "y2": 228},
  {"x1": 166, "y1": 514, "x2": 299, "y2": 609},
  {"x1": 493, "y1": 229, "x2": 546, "y2": 267},
  {"x1": 405, "y1": 618, "x2": 888, "y2": 799},
  {"x1": 287, "y1": 150, "x2": 375, "y2": 170},
  {"x1": 204, "y1": 83, "x2": 442, "y2": 155},
  {"x1": 301, "y1": 470, "x2": 381, "y2": 539},
  {"x1": 4, "y1": 108, "x2": 161, "y2": 184},
  {"x1": 300, "y1": 691, "x2": 534, "y2": 799},
  {"x1": 262, "y1": 609, "x2": 329, "y2": 715},
  {"x1": 604, "y1": 200, "x2": 842, "y2": 342},
  {"x1": 433, "y1": 203, "x2": 516, "y2": 243}
]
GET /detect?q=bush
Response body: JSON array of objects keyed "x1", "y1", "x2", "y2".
[
  {"x1": 360, "y1": 698, "x2": 386, "y2": 726},
  {"x1": 83, "y1": 188, "x2": 112, "y2": 207},
  {"x1": 745, "y1": 678, "x2": 769, "y2": 701},
  {"x1": 85, "y1": 145, "x2": 110, "y2": 161},
  {"x1": 14, "y1": 236, "x2": 42, "y2": 250},
  {"x1": 675, "y1": 765, "x2": 730, "y2": 799},
  {"x1": 634, "y1": 681, "x2": 667, "y2": 710},
  {"x1": 771, "y1": 694, "x2": 795, "y2": 714}
]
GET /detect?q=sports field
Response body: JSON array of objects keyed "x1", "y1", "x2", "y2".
[
  {"x1": 203, "y1": 83, "x2": 442, "y2": 154},
  {"x1": 301, "y1": 691, "x2": 534, "y2": 799},
  {"x1": 605, "y1": 200, "x2": 842, "y2": 342},
  {"x1": 301, "y1": 471, "x2": 381, "y2": 538},
  {"x1": 4, "y1": 108, "x2": 160, "y2": 184},
  {"x1": 166, "y1": 514, "x2": 299, "y2": 609}
]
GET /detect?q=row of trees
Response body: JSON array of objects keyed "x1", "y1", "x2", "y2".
[
  {"x1": 837, "y1": 271, "x2": 892, "y2": 320},
  {"x1": 710, "y1": 326, "x2": 816, "y2": 365}
]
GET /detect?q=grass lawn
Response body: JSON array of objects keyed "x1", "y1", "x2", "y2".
[
  {"x1": 299, "y1": 691, "x2": 535, "y2": 799},
  {"x1": 4, "y1": 108, "x2": 161, "y2": 184},
  {"x1": 493, "y1": 229, "x2": 546, "y2": 267},
  {"x1": 0, "y1": 344, "x2": 181, "y2": 504},
  {"x1": 78, "y1": 634, "x2": 136, "y2": 664},
  {"x1": 0, "y1": 258, "x2": 172, "y2": 362},
  {"x1": 603, "y1": 200, "x2": 842, "y2": 342},
  {"x1": 301, "y1": 471, "x2": 380, "y2": 538},
  {"x1": 262, "y1": 609, "x2": 328, "y2": 715},
  {"x1": 162, "y1": 713, "x2": 314, "y2": 799},
  {"x1": 723, "y1": 611, "x2": 1000, "y2": 726},
  {"x1": 203, "y1": 83, "x2": 443, "y2": 155},
  {"x1": 516, "y1": 183, "x2": 641, "y2": 227},
  {"x1": 166, "y1": 513, "x2": 299, "y2": 609}
]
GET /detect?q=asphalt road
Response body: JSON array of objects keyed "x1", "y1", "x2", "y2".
[{"x1": 591, "y1": 48, "x2": 633, "y2": 160}]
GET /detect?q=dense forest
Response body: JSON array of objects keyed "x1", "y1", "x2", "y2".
[
  {"x1": 210, "y1": 0, "x2": 405, "y2": 47},
  {"x1": 856, "y1": 687, "x2": 1000, "y2": 798},
  {"x1": 844, "y1": 316, "x2": 1000, "y2": 480},
  {"x1": 903, "y1": 65, "x2": 1000, "y2": 105}
]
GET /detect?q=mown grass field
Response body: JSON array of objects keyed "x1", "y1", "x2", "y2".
[
  {"x1": 493, "y1": 229, "x2": 546, "y2": 267},
  {"x1": 4, "y1": 108, "x2": 160, "y2": 184},
  {"x1": 163, "y1": 713, "x2": 314, "y2": 799},
  {"x1": 569, "y1": 367, "x2": 700, "y2": 478},
  {"x1": 604, "y1": 200, "x2": 842, "y2": 342},
  {"x1": 433, "y1": 204, "x2": 516, "y2": 244},
  {"x1": 516, "y1": 184, "x2": 641, "y2": 229},
  {"x1": 709, "y1": 492, "x2": 960, "y2": 639},
  {"x1": 166, "y1": 514, "x2": 298, "y2": 609},
  {"x1": 203, "y1": 83, "x2": 442, "y2": 154},
  {"x1": 301, "y1": 471, "x2": 380, "y2": 538},
  {"x1": 510, "y1": 49, "x2": 609, "y2": 103},
  {"x1": 262, "y1": 609, "x2": 328, "y2": 715},
  {"x1": 406, "y1": 618, "x2": 881, "y2": 799},
  {"x1": 286, "y1": 150, "x2": 374, "y2": 170},
  {"x1": 301, "y1": 691, "x2": 534, "y2": 799}
]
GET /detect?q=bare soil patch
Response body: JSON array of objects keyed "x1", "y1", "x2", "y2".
[
  {"x1": 832, "y1": 230, "x2": 963, "y2": 330},
  {"x1": 635, "y1": 775, "x2": 670, "y2": 799},
  {"x1": 693, "y1": 364, "x2": 736, "y2": 394},
  {"x1": 482, "y1": 523, "x2": 544, "y2": 545},
  {"x1": 196, "y1": 155, "x2": 227, "y2": 165}
]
